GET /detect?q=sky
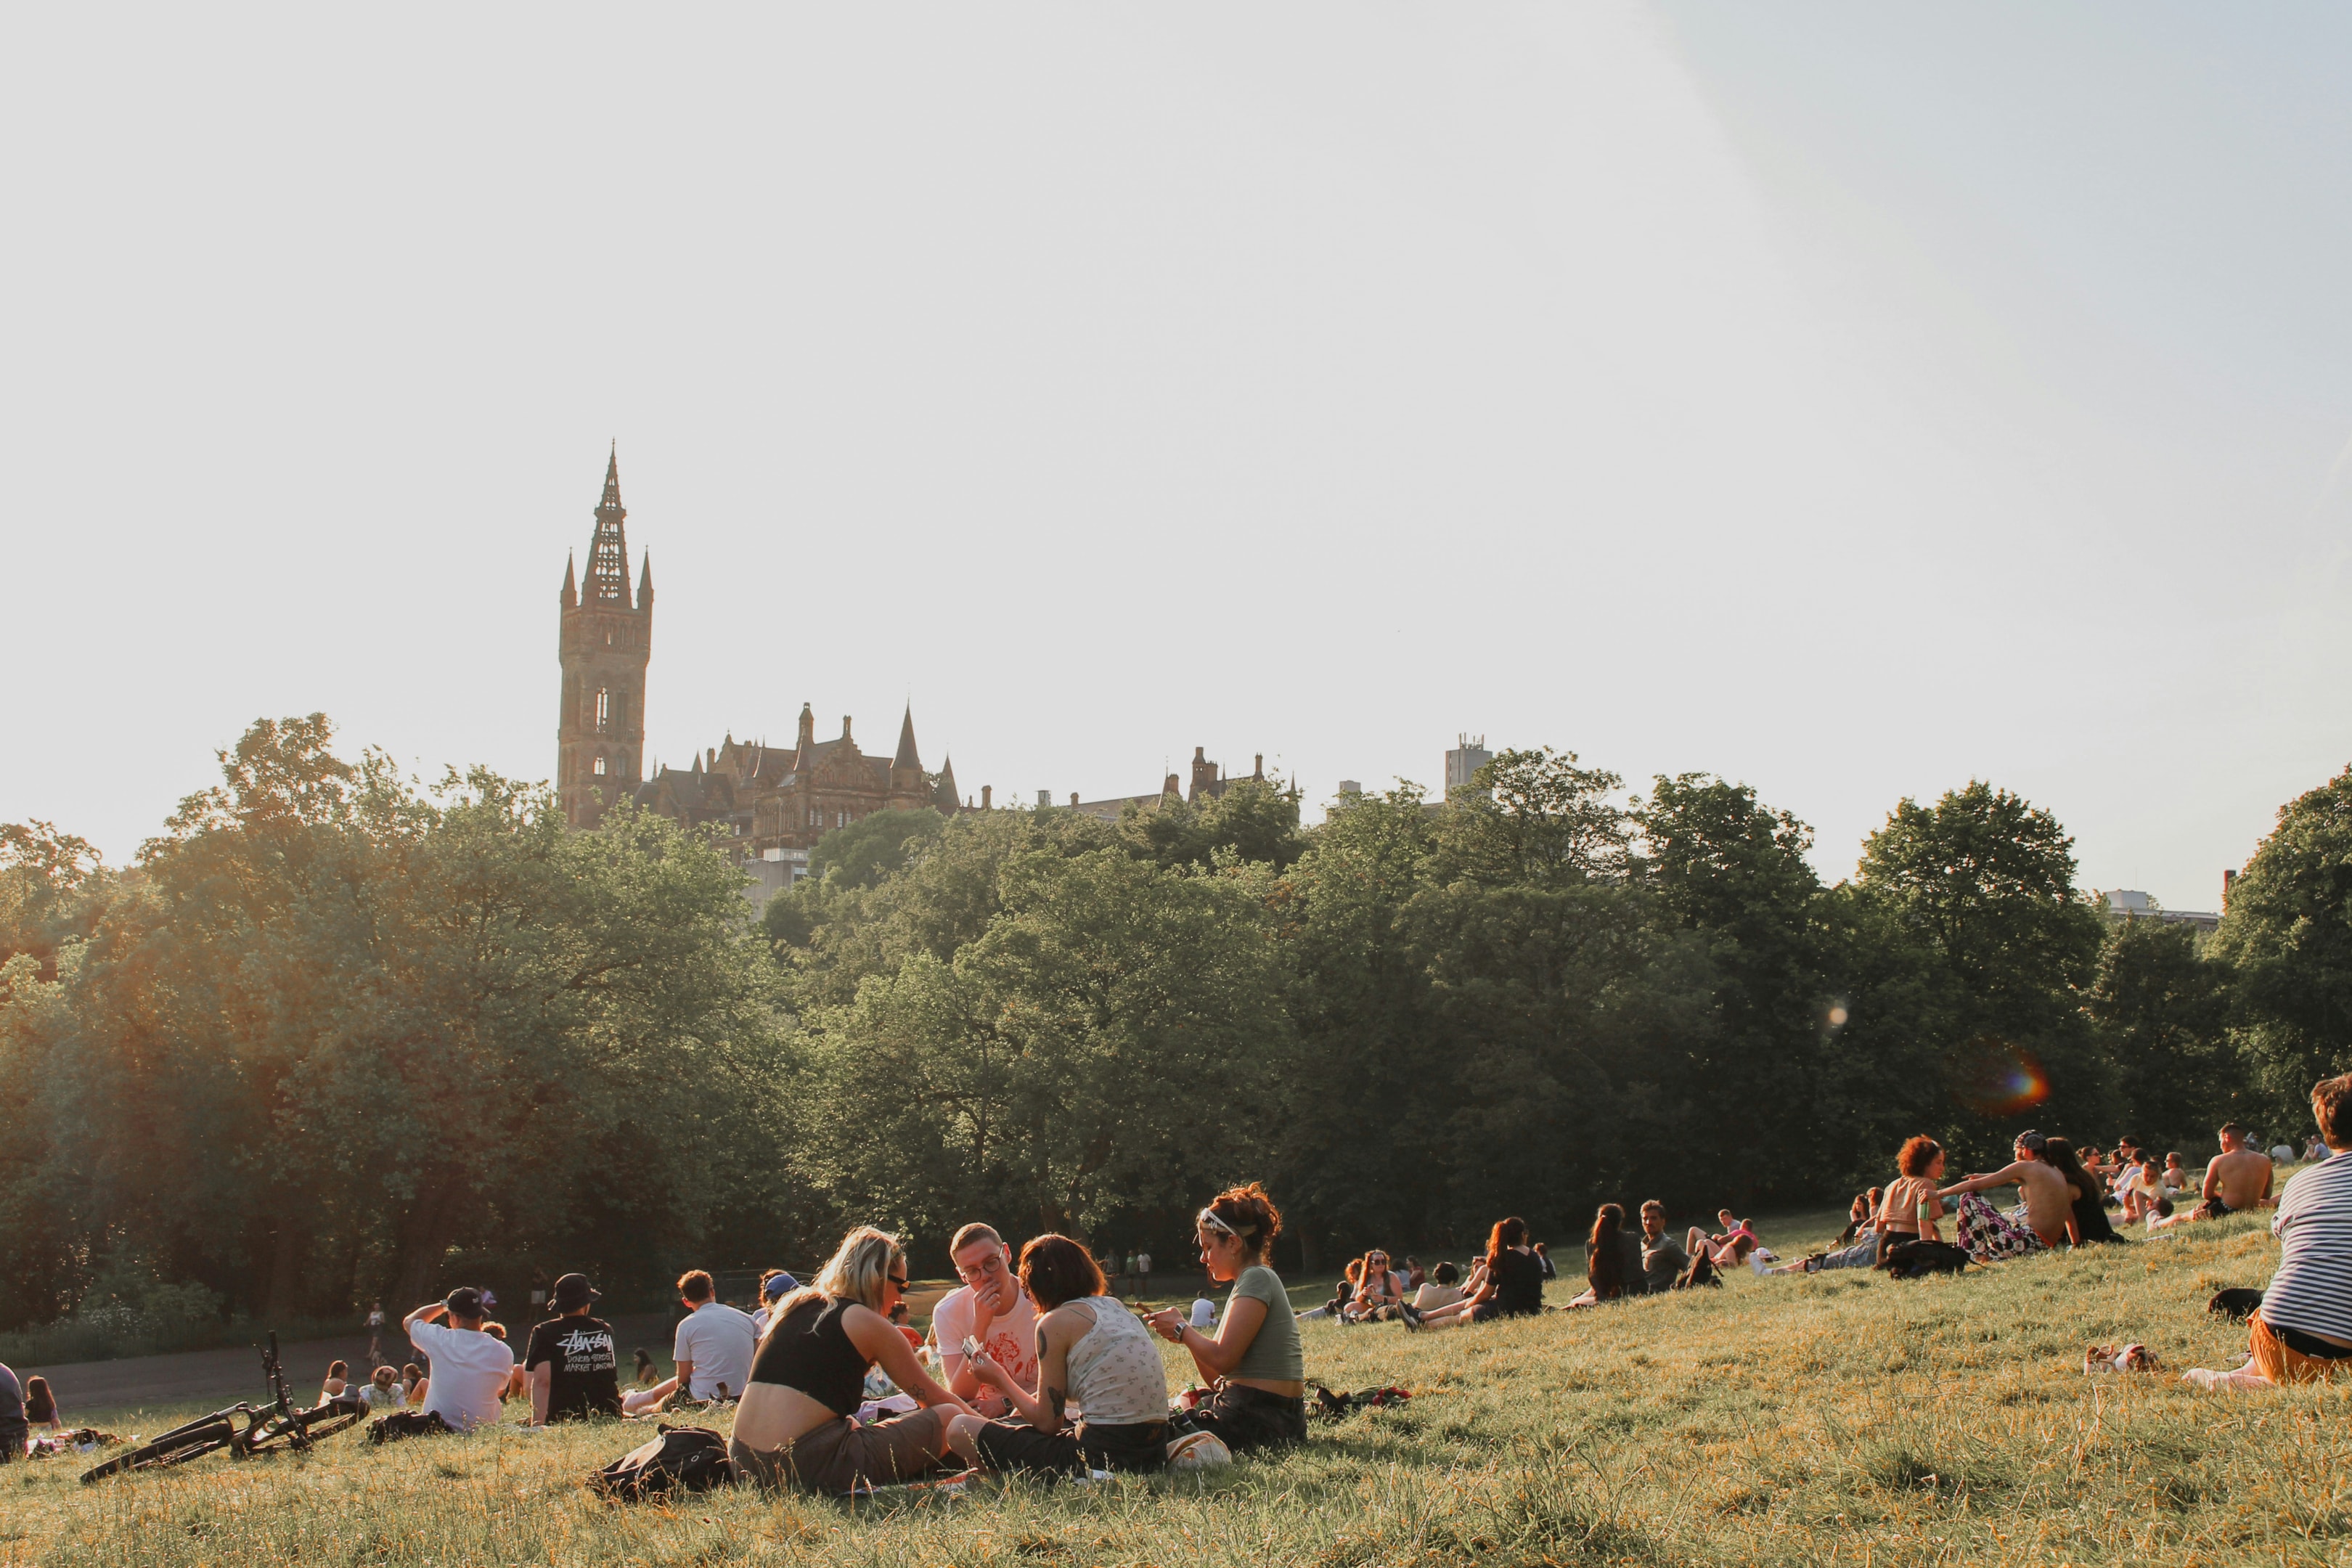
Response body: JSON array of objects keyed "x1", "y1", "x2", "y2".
[{"x1": 4, "y1": 4, "x2": 2350, "y2": 910}]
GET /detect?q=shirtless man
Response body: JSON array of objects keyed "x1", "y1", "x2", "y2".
[
  {"x1": 1939, "y1": 1130, "x2": 2073, "y2": 1259},
  {"x1": 2194, "y1": 1123, "x2": 2276, "y2": 1219}
]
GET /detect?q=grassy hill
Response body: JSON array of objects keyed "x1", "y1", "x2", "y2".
[{"x1": 10, "y1": 1208, "x2": 2349, "y2": 1568}]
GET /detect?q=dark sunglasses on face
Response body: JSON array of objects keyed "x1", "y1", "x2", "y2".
[{"x1": 885, "y1": 1273, "x2": 909, "y2": 1290}]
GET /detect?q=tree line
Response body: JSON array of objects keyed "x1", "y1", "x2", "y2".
[{"x1": 1, "y1": 715, "x2": 2344, "y2": 1331}]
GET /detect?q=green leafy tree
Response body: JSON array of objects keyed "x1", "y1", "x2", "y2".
[
  {"x1": 2085, "y1": 915, "x2": 2239, "y2": 1150},
  {"x1": 808, "y1": 807, "x2": 944, "y2": 889},
  {"x1": 1119, "y1": 779, "x2": 1306, "y2": 872},
  {"x1": 1637, "y1": 775, "x2": 1834, "y2": 1208},
  {"x1": 804, "y1": 848, "x2": 1289, "y2": 1249},
  {"x1": 2208, "y1": 764, "x2": 2352, "y2": 1120},
  {"x1": 0, "y1": 716, "x2": 787, "y2": 1324},
  {"x1": 1269, "y1": 787, "x2": 1441, "y2": 1261},
  {"x1": 0, "y1": 820, "x2": 109, "y2": 975},
  {"x1": 1431, "y1": 748, "x2": 1632, "y2": 889},
  {"x1": 1850, "y1": 780, "x2": 2109, "y2": 1162},
  {"x1": 781, "y1": 805, "x2": 1116, "y2": 1008}
]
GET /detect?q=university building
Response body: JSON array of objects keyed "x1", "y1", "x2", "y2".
[{"x1": 553, "y1": 452, "x2": 1265, "y2": 900}]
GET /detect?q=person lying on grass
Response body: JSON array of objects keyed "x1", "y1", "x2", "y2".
[
  {"x1": 1684, "y1": 1211, "x2": 1759, "y2": 1270},
  {"x1": 1767, "y1": 1196, "x2": 1883, "y2": 1273},
  {"x1": 2238, "y1": 1072, "x2": 2352, "y2": 1383},
  {"x1": 947, "y1": 1234, "x2": 1171, "y2": 1478},
  {"x1": 1936, "y1": 1130, "x2": 2070, "y2": 1260},
  {"x1": 1837, "y1": 1191, "x2": 1879, "y2": 1246},
  {"x1": 1400, "y1": 1217, "x2": 1545, "y2": 1328},
  {"x1": 1143, "y1": 1183, "x2": 1308, "y2": 1453},
  {"x1": 729, "y1": 1226, "x2": 974, "y2": 1493}
]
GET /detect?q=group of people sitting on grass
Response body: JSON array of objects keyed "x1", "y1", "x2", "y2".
[
  {"x1": 727, "y1": 1181, "x2": 1299, "y2": 1490},
  {"x1": 1853, "y1": 1119, "x2": 2286, "y2": 1270},
  {"x1": 1312, "y1": 1205, "x2": 1766, "y2": 1330},
  {"x1": 354, "y1": 1183, "x2": 1305, "y2": 1490}
]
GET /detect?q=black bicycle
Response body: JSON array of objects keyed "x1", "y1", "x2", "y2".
[{"x1": 81, "y1": 1331, "x2": 367, "y2": 1483}]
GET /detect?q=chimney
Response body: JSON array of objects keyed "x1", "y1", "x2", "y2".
[
  {"x1": 1253, "y1": 754, "x2": 1265, "y2": 781},
  {"x1": 2223, "y1": 867, "x2": 2238, "y2": 907},
  {"x1": 841, "y1": 716, "x2": 854, "y2": 740},
  {"x1": 981, "y1": 785, "x2": 992, "y2": 810},
  {"x1": 1164, "y1": 773, "x2": 1181, "y2": 796},
  {"x1": 1069, "y1": 792, "x2": 1079, "y2": 807},
  {"x1": 706, "y1": 747, "x2": 716, "y2": 770},
  {"x1": 1037, "y1": 789, "x2": 1051, "y2": 808}
]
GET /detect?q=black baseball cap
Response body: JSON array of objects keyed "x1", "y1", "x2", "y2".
[
  {"x1": 552, "y1": 1273, "x2": 600, "y2": 1310},
  {"x1": 444, "y1": 1286, "x2": 486, "y2": 1319}
]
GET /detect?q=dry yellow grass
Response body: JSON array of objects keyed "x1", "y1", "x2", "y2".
[{"x1": 9, "y1": 1209, "x2": 2351, "y2": 1567}]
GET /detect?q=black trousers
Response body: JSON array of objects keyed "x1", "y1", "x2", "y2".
[{"x1": 1188, "y1": 1384, "x2": 1306, "y2": 1453}]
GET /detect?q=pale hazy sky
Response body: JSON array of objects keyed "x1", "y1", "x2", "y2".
[{"x1": 7, "y1": 4, "x2": 2350, "y2": 909}]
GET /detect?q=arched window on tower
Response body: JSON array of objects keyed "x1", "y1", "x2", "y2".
[
  {"x1": 594, "y1": 756, "x2": 608, "y2": 777},
  {"x1": 595, "y1": 689, "x2": 611, "y2": 732}
]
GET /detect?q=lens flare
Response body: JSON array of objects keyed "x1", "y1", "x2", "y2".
[{"x1": 1951, "y1": 1038, "x2": 2051, "y2": 1116}]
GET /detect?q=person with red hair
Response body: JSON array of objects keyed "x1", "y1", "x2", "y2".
[
  {"x1": 1874, "y1": 1137, "x2": 1947, "y2": 1266},
  {"x1": 1401, "y1": 1217, "x2": 1546, "y2": 1328}
]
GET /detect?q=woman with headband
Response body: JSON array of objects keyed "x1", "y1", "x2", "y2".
[{"x1": 1144, "y1": 1183, "x2": 1307, "y2": 1453}]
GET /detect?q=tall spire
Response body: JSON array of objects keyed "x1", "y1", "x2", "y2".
[
  {"x1": 584, "y1": 444, "x2": 632, "y2": 608},
  {"x1": 560, "y1": 552, "x2": 578, "y2": 608},
  {"x1": 893, "y1": 703, "x2": 922, "y2": 772},
  {"x1": 793, "y1": 702, "x2": 816, "y2": 768},
  {"x1": 637, "y1": 553, "x2": 653, "y2": 611},
  {"x1": 934, "y1": 754, "x2": 960, "y2": 814}
]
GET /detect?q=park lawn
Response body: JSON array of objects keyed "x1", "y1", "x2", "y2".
[{"x1": 10, "y1": 1212, "x2": 2352, "y2": 1568}]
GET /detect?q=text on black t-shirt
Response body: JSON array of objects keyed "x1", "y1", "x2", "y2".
[{"x1": 523, "y1": 1314, "x2": 621, "y2": 1419}]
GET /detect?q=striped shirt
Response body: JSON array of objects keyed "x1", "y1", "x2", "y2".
[{"x1": 2263, "y1": 1149, "x2": 2352, "y2": 1344}]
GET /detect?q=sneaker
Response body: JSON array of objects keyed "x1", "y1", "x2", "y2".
[
  {"x1": 1165, "y1": 1430, "x2": 1232, "y2": 1470},
  {"x1": 1398, "y1": 1304, "x2": 1424, "y2": 1331}
]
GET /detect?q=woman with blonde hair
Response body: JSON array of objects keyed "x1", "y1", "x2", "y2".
[{"x1": 730, "y1": 1226, "x2": 974, "y2": 1493}]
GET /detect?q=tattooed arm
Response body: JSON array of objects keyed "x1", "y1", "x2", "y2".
[{"x1": 989, "y1": 1305, "x2": 1079, "y2": 1433}]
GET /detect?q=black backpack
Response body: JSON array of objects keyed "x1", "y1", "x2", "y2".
[
  {"x1": 1877, "y1": 1238, "x2": 1972, "y2": 1278},
  {"x1": 590, "y1": 1424, "x2": 736, "y2": 1501}
]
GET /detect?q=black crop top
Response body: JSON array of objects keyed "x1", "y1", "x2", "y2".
[{"x1": 748, "y1": 1296, "x2": 870, "y2": 1414}]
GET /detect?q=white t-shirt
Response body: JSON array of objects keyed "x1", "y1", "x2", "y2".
[
  {"x1": 407, "y1": 1318, "x2": 514, "y2": 1432},
  {"x1": 932, "y1": 1282, "x2": 1038, "y2": 1418},
  {"x1": 673, "y1": 1302, "x2": 758, "y2": 1399}
]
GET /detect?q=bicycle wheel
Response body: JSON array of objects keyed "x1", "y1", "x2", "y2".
[
  {"x1": 80, "y1": 1418, "x2": 235, "y2": 1483},
  {"x1": 242, "y1": 1399, "x2": 364, "y2": 1455}
]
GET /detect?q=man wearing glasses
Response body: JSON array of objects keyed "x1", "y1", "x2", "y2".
[{"x1": 933, "y1": 1223, "x2": 1037, "y2": 1419}]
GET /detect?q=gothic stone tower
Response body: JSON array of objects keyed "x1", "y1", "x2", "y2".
[{"x1": 557, "y1": 448, "x2": 653, "y2": 828}]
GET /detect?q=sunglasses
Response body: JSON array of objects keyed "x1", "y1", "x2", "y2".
[{"x1": 884, "y1": 1273, "x2": 910, "y2": 1291}]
